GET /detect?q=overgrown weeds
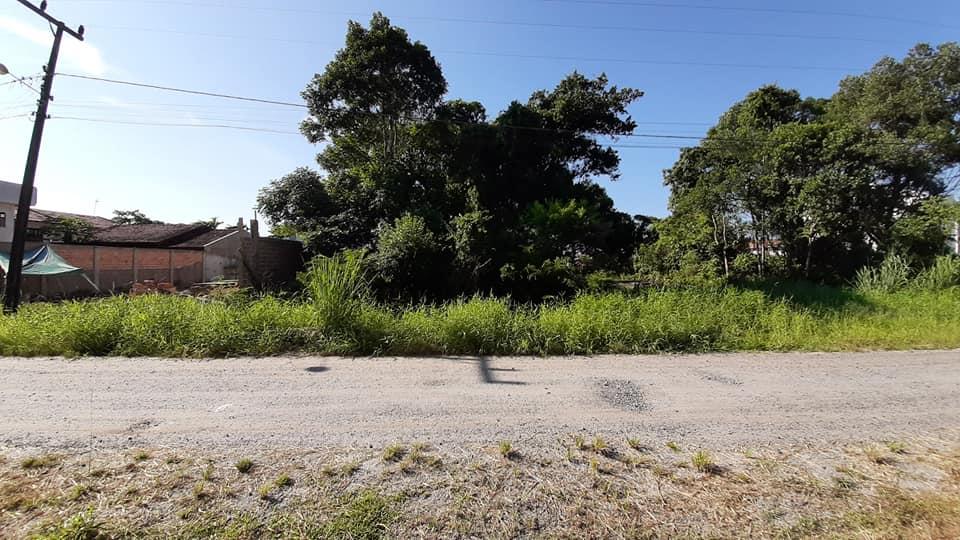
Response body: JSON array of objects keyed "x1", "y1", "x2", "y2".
[{"x1": 1, "y1": 283, "x2": 959, "y2": 357}]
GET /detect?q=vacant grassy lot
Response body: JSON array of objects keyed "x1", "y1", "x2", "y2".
[
  {"x1": 3, "y1": 436, "x2": 958, "y2": 538},
  {"x1": 0, "y1": 284, "x2": 958, "y2": 357}
]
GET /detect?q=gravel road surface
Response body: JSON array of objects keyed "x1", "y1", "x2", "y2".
[{"x1": 1, "y1": 351, "x2": 958, "y2": 451}]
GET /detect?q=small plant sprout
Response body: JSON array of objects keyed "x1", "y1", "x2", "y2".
[
  {"x1": 591, "y1": 436, "x2": 608, "y2": 453},
  {"x1": 382, "y1": 444, "x2": 407, "y2": 463},
  {"x1": 257, "y1": 483, "x2": 273, "y2": 500},
  {"x1": 21, "y1": 454, "x2": 59, "y2": 469},
  {"x1": 692, "y1": 450, "x2": 718, "y2": 474},
  {"x1": 341, "y1": 462, "x2": 361, "y2": 476},
  {"x1": 235, "y1": 458, "x2": 253, "y2": 474},
  {"x1": 132, "y1": 450, "x2": 151, "y2": 462},
  {"x1": 201, "y1": 464, "x2": 215, "y2": 481},
  {"x1": 666, "y1": 441, "x2": 681, "y2": 453},
  {"x1": 833, "y1": 476, "x2": 857, "y2": 490},
  {"x1": 573, "y1": 435, "x2": 587, "y2": 450},
  {"x1": 498, "y1": 441, "x2": 517, "y2": 460},
  {"x1": 627, "y1": 438, "x2": 645, "y2": 451},
  {"x1": 886, "y1": 441, "x2": 907, "y2": 454},
  {"x1": 193, "y1": 481, "x2": 207, "y2": 500},
  {"x1": 275, "y1": 473, "x2": 294, "y2": 488},
  {"x1": 67, "y1": 484, "x2": 90, "y2": 501}
]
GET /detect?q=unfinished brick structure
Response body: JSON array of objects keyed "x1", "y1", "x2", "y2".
[{"x1": 22, "y1": 245, "x2": 203, "y2": 297}]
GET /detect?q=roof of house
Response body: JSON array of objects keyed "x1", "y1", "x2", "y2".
[
  {"x1": 90, "y1": 223, "x2": 212, "y2": 247},
  {"x1": 173, "y1": 227, "x2": 243, "y2": 248},
  {"x1": 28, "y1": 208, "x2": 115, "y2": 229}
]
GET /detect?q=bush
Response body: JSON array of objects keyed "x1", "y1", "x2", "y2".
[
  {"x1": 855, "y1": 254, "x2": 912, "y2": 293},
  {"x1": 300, "y1": 250, "x2": 370, "y2": 335},
  {"x1": 913, "y1": 256, "x2": 960, "y2": 290}
]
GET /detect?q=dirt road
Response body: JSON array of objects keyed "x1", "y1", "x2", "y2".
[{"x1": 1, "y1": 351, "x2": 958, "y2": 452}]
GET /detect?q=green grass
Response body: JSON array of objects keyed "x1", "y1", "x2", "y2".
[{"x1": 1, "y1": 283, "x2": 959, "y2": 357}]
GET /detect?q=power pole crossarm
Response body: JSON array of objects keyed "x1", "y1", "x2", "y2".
[
  {"x1": 15, "y1": 0, "x2": 85, "y2": 41},
  {"x1": 3, "y1": 1, "x2": 84, "y2": 313}
]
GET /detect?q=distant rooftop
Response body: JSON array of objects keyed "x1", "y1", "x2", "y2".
[
  {"x1": 173, "y1": 227, "x2": 243, "y2": 248},
  {"x1": 29, "y1": 208, "x2": 115, "y2": 229},
  {"x1": 90, "y1": 223, "x2": 212, "y2": 247}
]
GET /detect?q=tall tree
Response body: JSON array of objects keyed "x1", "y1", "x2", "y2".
[
  {"x1": 259, "y1": 13, "x2": 645, "y2": 299},
  {"x1": 655, "y1": 42, "x2": 960, "y2": 282}
]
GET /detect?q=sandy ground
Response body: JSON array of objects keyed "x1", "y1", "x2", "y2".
[{"x1": 0, "y1": 350, "x2": 958, "y2": 452}]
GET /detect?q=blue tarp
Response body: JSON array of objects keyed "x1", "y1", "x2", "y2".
[{"x1": 0, "y1": 244, "x2": 83, "y2": 276}]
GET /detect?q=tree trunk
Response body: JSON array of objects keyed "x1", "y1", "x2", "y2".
[{"x1": 804, "y1": 222, "x2": 817, "y2": 279}]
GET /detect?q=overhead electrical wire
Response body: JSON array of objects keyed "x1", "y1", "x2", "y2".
[
  {"x1": 90, "y1": 18, "x2": 891, "y2": 45},
  {"x1": 59, "y1": 0, "x2": 956, "y2": 33},
  {"x1": 64, "y1": 25, "x2": 867, "y2": 73},
  {"x1": 57, "y1": 74, "x2": 305, "y2": 108},
  {"x1": 0, "y1": 113, "x2": 31, "y2": 121},
  {"x1": 53, "y1": 116, "x2": 301, "y2": 135},
  {"x1": 541, "y1": 0, "x2": 960, "y2": 30},
  {"x1": 52, "y1": 73, "x2": 939, "y2": 149}
]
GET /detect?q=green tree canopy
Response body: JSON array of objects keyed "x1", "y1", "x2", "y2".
[
  {"x1": 259, "y1": 13, "x2": 646, "y2": 299},
  {"x1": 112, "y1": 209, "x2": 162, "y2": 225},
  {"x1": 653, "y1": 42, "x2": 960, "y2": 282}
]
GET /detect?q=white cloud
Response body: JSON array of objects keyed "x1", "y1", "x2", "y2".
[{"x1": 0, "y1": 15, "x2": 106, "y2": 76}]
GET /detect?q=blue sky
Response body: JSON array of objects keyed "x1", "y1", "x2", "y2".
[{"x1": 1, "y1": 0, "x2": 957, "y2": 227}]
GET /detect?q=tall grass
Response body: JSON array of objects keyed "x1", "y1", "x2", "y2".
[
  {"x1": 854, "y1": 254, "x2": 912, "y2": 293},
  {"x1": 913, "y1": 256, "x2": 960, "y2": 290},
  {"x1": 300, "y1": 250, "x2": 370, "y2": 335},
  {"x1": 1, "y1": 284, "x2": 958, "y2": 357}
]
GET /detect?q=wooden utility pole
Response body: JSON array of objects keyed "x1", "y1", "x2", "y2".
[{"x1": 3, "y1": 1, "x2": 84, "y2": 313}]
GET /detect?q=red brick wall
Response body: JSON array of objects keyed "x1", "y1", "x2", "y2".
[
  {"x1": 54, "y1": 245, "x2": 95, "y2": 269},
  {"x1": 98, "y1": 247, "x2": 134, "y2": 270},
  {"x1": 22, "y1": 245, "x2": 205, "y2": 298}
]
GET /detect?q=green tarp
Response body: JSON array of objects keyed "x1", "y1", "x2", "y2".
[{"x1": 0, "y1": 245, "x2": 83, "y2": 276}]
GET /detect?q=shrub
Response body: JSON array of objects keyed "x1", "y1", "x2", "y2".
[
  {"x1": 855, "y1": 254, "x2": 911, "y2": 293},
  {"x1": 913, "y1": 256, "x2": 960, "y2": 290},
  {"x1": 300, "y1": 250, "x2": 370, "y2": 334}
]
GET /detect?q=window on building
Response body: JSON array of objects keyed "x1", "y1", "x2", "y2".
[{"x1": 0, "y1": 212, "x2": 6, "y2": 228}]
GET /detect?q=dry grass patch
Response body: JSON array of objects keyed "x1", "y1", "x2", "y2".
[{"x1": 0, "y1": 437, "x2": 957, "y2": 538}]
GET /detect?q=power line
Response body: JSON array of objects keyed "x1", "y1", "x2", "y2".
[
  {"x1": 52, "y1": 100, "x2": 710, "y2": 126},
  {"x1": 72, "y1": 24, "x2": 868, "y2": 72},
  {"x1": 1, "y1": 72, "x2": 41, "y2": 95},
  {"x1": 0, "y1": 113, "x2": 31, "y2": 121},
  {"x1": 51, "y1": 115, "x2": 695, "y2": 148},
  {"x1": 89, "y1": 17, "x2": 892, "y2": 45},
  {"x1": 53, "y1": 115, "x2": 301, "y2": 134},
  {"x1": 542, "y1": 0, "x2": 960, "y2": 30},
  {"x1": 56, "y1": 73, "x2": 934, "y2": 149},
  {"x1": 59, "y1": 0, "x2": 950, "y2": 35},
  {"x1": 57, "y1": 73, "x2": 306, "y2": 108},
  {"x1": 438, "y1": 49, "x2": 861, "y2": 72}
]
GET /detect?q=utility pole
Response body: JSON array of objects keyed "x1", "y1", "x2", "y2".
[{"x1": 3, "y1": 1, "x2": 84, "y2": 313}]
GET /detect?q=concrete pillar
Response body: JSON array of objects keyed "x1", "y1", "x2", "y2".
[{"x1": 92, "y1": 246, "x2": 100, "y2": 289}]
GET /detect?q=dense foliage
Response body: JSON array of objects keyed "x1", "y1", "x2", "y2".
[
  {"x1": 648, "y1": 43, "x2": 960, "y2": 283},
  {"x1": 259, "y1": 13, "x2": 959, "y2": 298},
  {"x1": 258, "y1": 13, "x2": 647, "y2": 300}
]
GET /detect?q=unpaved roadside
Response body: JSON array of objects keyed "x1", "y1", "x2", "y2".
[{"x1": 0, "y1": 350, "x2": 958, "y2": 452}]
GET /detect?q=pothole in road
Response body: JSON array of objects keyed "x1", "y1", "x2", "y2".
[
  {"x1": 696, "y1": 370, "x2": 743, "y2": 386},
  {"x1": 595, "y1": 379, "x2": 647, "y2": 412}
]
